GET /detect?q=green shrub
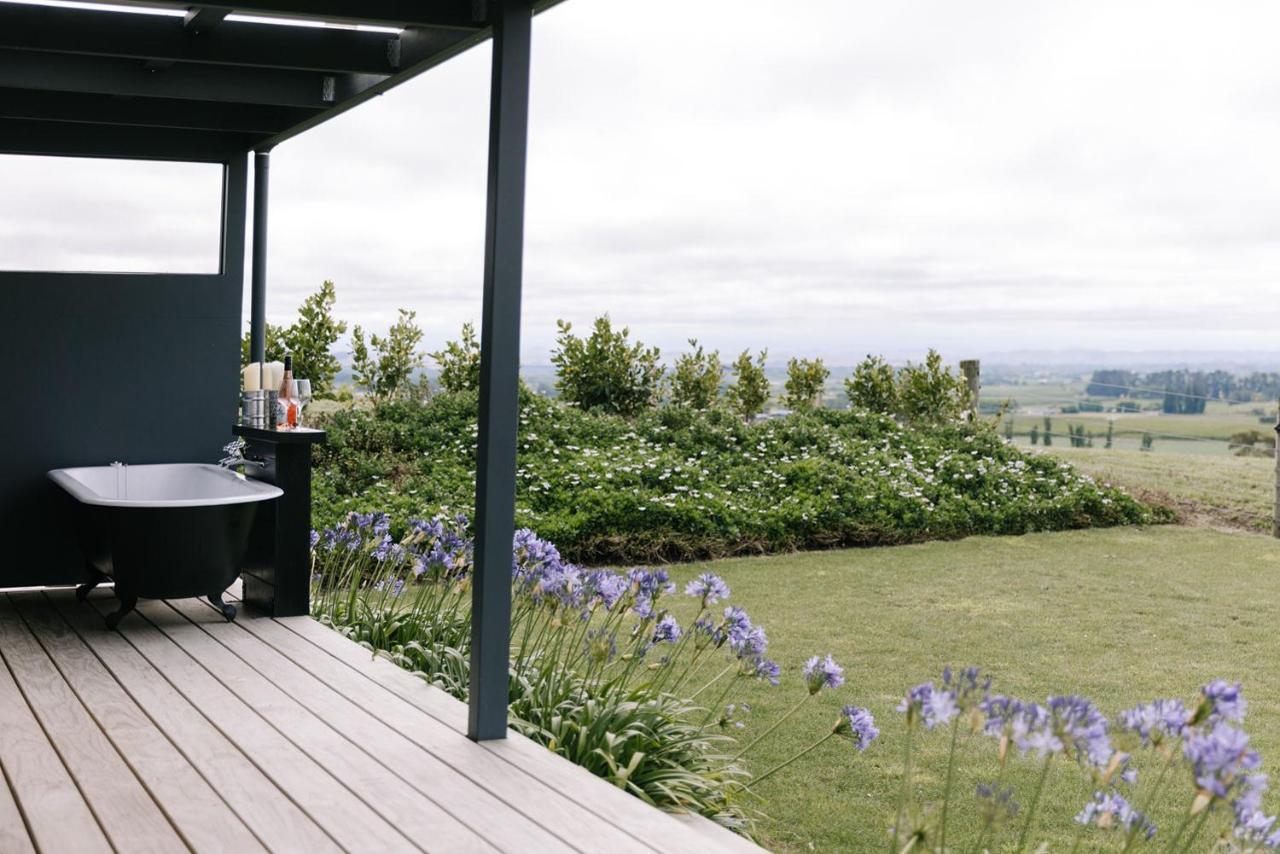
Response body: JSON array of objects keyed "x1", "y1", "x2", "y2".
[
  {"x1": 312, "y1": 390, "x2": 1160, "y2": 565},
  {"x1": 896, "y1": 349, "x2": 973, "y2": 423},
  {"x1": 725, "y1": 349, "x2": 770, "y2": 422},
  {"x1": 844, "y1": 354, "x2": 898, "y2": 413},
  {"x1": 430, "y1": 321, "x2": 481, "y2": 394},
  {"x1": 670, "y1": 338, "x2": 722, "y2": 410},
  {"x1": 351, "y1": 308, "x2": 426, "y2": 401},
  {"x1": 552, "y1": 316, "x2": 664, "y2": 417},
  {"x1": 783, "y1": 357, "x2": 829, "y2": 410}
]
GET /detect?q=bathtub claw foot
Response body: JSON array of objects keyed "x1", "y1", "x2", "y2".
[
  {"x1": 208, "y1": 593, "x2": 237, "y2": 622},
  {"x1": 105, "y1": 596, "x2": 137, "y2": 631}
]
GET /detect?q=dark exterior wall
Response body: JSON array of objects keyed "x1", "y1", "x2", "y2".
[{"x1": 0, "y1": 155, "x2": 247, "y2": 587}]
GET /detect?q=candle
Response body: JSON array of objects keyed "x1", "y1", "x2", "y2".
[
  {"x1": 265, "y1": 360, "x2": 285, "y2": 389},
  {"x1": 242, "y1": 363, "x2": 262, "y2": 391}
]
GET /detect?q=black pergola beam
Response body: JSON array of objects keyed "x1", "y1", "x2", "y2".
[
  {"x1": 0, "y1": 49, "x2": 385, "y2": 108},
  {"x1": 0, "y1": 117, "x2": 254, "y2": 160},
  {"x1": 96, "y1": 1, "x2": 485, "y2": 30},
  {"x1": 0, "y1": 5, "x2": 411, "y2": 76},
  {"x1": 0, "y1": 88, "x2": 318, "y2": 135}
]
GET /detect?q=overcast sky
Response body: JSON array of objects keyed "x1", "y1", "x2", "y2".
[{"x1": 2, "y1": 0, "x2": 1280, "y2": 364}]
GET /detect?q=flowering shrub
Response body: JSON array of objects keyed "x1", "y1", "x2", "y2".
[
  {"x1": 310, "y1": 513, "x2": 880, "y2": 835},
  {"x1": 886, "y1": 670, "x2": 1280, "y2": 852},
  {"x1": 313, "y1": 390, "x2": 1161, "y2": 564}
]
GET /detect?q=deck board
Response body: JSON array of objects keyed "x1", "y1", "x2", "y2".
[
  {"x1": 0, "y1": 588, "x2": 761, "y2": 854},
  {"x1": 271, "y1": 612, "x2": 759, "y2": 852},
  {"x1": 12, "y1": 593, "x2": 265, "y2": 854},
  {"x1": 189, "y1": 599, "x2": 655, "y2": 854},
  {"x1": 48, "y1": 590, "x2": 341, "y2": 854},
  {"x1": 84, "y1": 594, "x2": 417, "y2": 853},
  {"x1": 0, "y1": 637, "x2": 96, "y2": 854},
  {"x1": 0, "y1": 596, "x2": 184, "y2": 853},
  {"x1": 139, "y1": 599, "x2": 506, "y2": 854}
]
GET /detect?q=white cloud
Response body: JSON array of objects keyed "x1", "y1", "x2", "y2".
[{"x1": 3, "y1": 0, "x2": 1280, "y2": 363}]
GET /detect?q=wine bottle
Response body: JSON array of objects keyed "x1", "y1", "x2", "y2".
[{"x1": 277, "y1": 354, "x2": 299, "y2": 429}]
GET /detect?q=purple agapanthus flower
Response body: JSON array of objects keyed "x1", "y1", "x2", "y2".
[
  {"x1": 941, "y1": 666, "x2": 991, "y2": 710},
  {"x1": 721, "y1": 607, "x2": 768, "y2": 659},
  {"x1": 834, "y1": 705, "x2": 879, "y2": 751},
  {"x1": 1202, "y1": 680, "x2": 1248, "y2": 723},
  {"x1": 1046, "y1": 695, "x2": 1113, "y2": 768},
  {"x1": 585, "y1": 570, "x2": 628, "y2": 611},
  {"x1": 1119, "y1": 698, "x2": 1188, "y2": 746},
  {"x1": 899, "y1": 681, "x2": 958, "y2": 730},
  {"x1": 1075, "y1": 791, "x2": 1155, "y2": 840},
  {"x1": 803, "y1": 654, "x2": 844, "y2": 695},
  {"x1": 309, "y1": 529, "x2": 320, "y2": 549},
  {"x1": 1184, "y1": 721, "x2": 1261, "y2": 800},
  {"x1": 685, "y1": 572, "x2": 730, "y2": 606},
  {"x1": 751, "y1": 658, "x2": 781, "y2": 685},
  {"x1": 652, "y1": 614, "x2": 682, "y2": 645}
]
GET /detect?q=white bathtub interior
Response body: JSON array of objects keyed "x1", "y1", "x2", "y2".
[{"x1": 49, "y1": 463, "x2": 282, "y2": 508}]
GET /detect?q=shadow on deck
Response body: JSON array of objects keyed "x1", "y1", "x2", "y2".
[{"x1": 0, "y1": 589, "x2": 759, "y2": 853}]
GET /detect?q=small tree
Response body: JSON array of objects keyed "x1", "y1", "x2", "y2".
[
  {"x1": 240, "y1": 321, "x2": 287, "y2": 365},
  {"x1": 669, "y1": 338, "x2": 722, "y2": 410},
  {"x1": 783, "y1": 357, "x2": 829, "y2": 410},
  {"x1": 1042, "y1": 416, "x2": 1053, "y2": 447},
  {"x1": 1029, "y1": 425, "x2": 1039, "y2": 445},
  {"x1": 896, "y1": 350, "x2": 973, "y2": 423},
  {"x1": 283, "y1": 280, "x2": 348, "y2": 397},
  {"x1": 351, "y1": 308, "x2": 426, "y2": 402},
  {"x1": 431, "y1": 321, "x2": 482, "y2": 394},
  {"x1": 844, "y1": 355, "x2": 898, "y2": 414},
  {"x1": 551, "y1": 316, "x2": 663, "y2": 417},
  {"x1": 726, "y1": 349, "x2": 770, "y2": 422}
]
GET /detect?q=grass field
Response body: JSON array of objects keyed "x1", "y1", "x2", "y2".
[
  {"x1": 665, "y1": 526, "x2": 1280, "y2": 851},
  {"x1": 1042, "y1": 446, "x2": 1273, "y2": 532}
]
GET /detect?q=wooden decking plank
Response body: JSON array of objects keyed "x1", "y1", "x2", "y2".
[
  {"x1": 0, "y1": 595, "x2": 184, "y2": 853},
  {"x1": 0, "y1": 758, "x2": 35, "y2": 854},
  {"x1": 133, "y1": 599, "x2": 498, "y2": 854},
  {"x1": 49, "y1": 592, "x2": 339, "y2": 854},
  {"x1": 267, "y1": 613, "x2": 758, "y2": 852},
  {"x1": 171, "y1": 599, "x2": 599, "y2": 854},
  {"x1": 13, "y1": 593, "x2": 265, "y2": 854},
  {"x1": 84, "y1": 595, "x2": 416, "y2": 854},
  {"x1": 0, "y1": 738, "x2": 44, "y2": 853},
  {"x1": 158, "y1": 601, "x2": 512, "y2": 854}
]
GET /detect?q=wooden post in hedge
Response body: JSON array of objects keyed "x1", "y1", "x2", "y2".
[{"x1": 960, "y1": 359, "x2": 980, "y2": 420}]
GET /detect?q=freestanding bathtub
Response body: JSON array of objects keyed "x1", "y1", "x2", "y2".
[{"x1": 48, "y1": 463, "x2": 282, "y2": 628}]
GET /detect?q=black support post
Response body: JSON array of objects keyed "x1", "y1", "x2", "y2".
[
  {"x1": 468, "y1": 0, "x2": 532, "y2": 742},
  {"x1": 250, "y1": 150, "x2": 270, "y2": 363}
]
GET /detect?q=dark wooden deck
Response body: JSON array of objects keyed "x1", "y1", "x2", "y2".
[{"x1": 0, "y1": 589, "x2": 760, "y2": 853}]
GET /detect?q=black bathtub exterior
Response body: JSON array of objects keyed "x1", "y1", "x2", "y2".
[{"x1": 66, "y1": 494, "x2": 264, "y2": 628}]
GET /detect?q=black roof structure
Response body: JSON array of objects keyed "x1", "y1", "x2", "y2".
[{"x1": 0, "y1": 0, "x2": 560, "y2": 160}]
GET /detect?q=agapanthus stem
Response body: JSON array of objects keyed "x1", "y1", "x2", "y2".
[
  {"x1": 891, "y1": 723, "x2": 915, "y2": 854},
  {"x1": 689, "y1": 662, "x2": 737, "y2": 701},
  {"x1": 1014, "y1": 753, "x2": 1053, "y2": 853},
  {"x1": 733, "y1": 694, "x2": 810, "y2": 760},
  {"x1": 1163, "y1": 793, "x2": 1201, "y2": 852},
  {"x1": 1121, "y1": 745, "x2": 1179, "y2": 854},
  {"x1": 938, "y1": 716, "x2": 961, "y2": 852},
  {"x1": 751, "y1": 732, "x2": 836, "y2": 786},
  {"x1": 1177, "y1": 808, "x2": 1212, "y2": 854},
  {"x1": 698, "y1": 671, "x2": 742, "y2": 728}
]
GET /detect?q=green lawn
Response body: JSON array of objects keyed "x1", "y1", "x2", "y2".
[
  {"x1": 1044, "y1": 446, "x2": 1273, "y2": 532},
  {"x1": 665, "y1": 526, "x2": 1280, "y2": 851}
]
